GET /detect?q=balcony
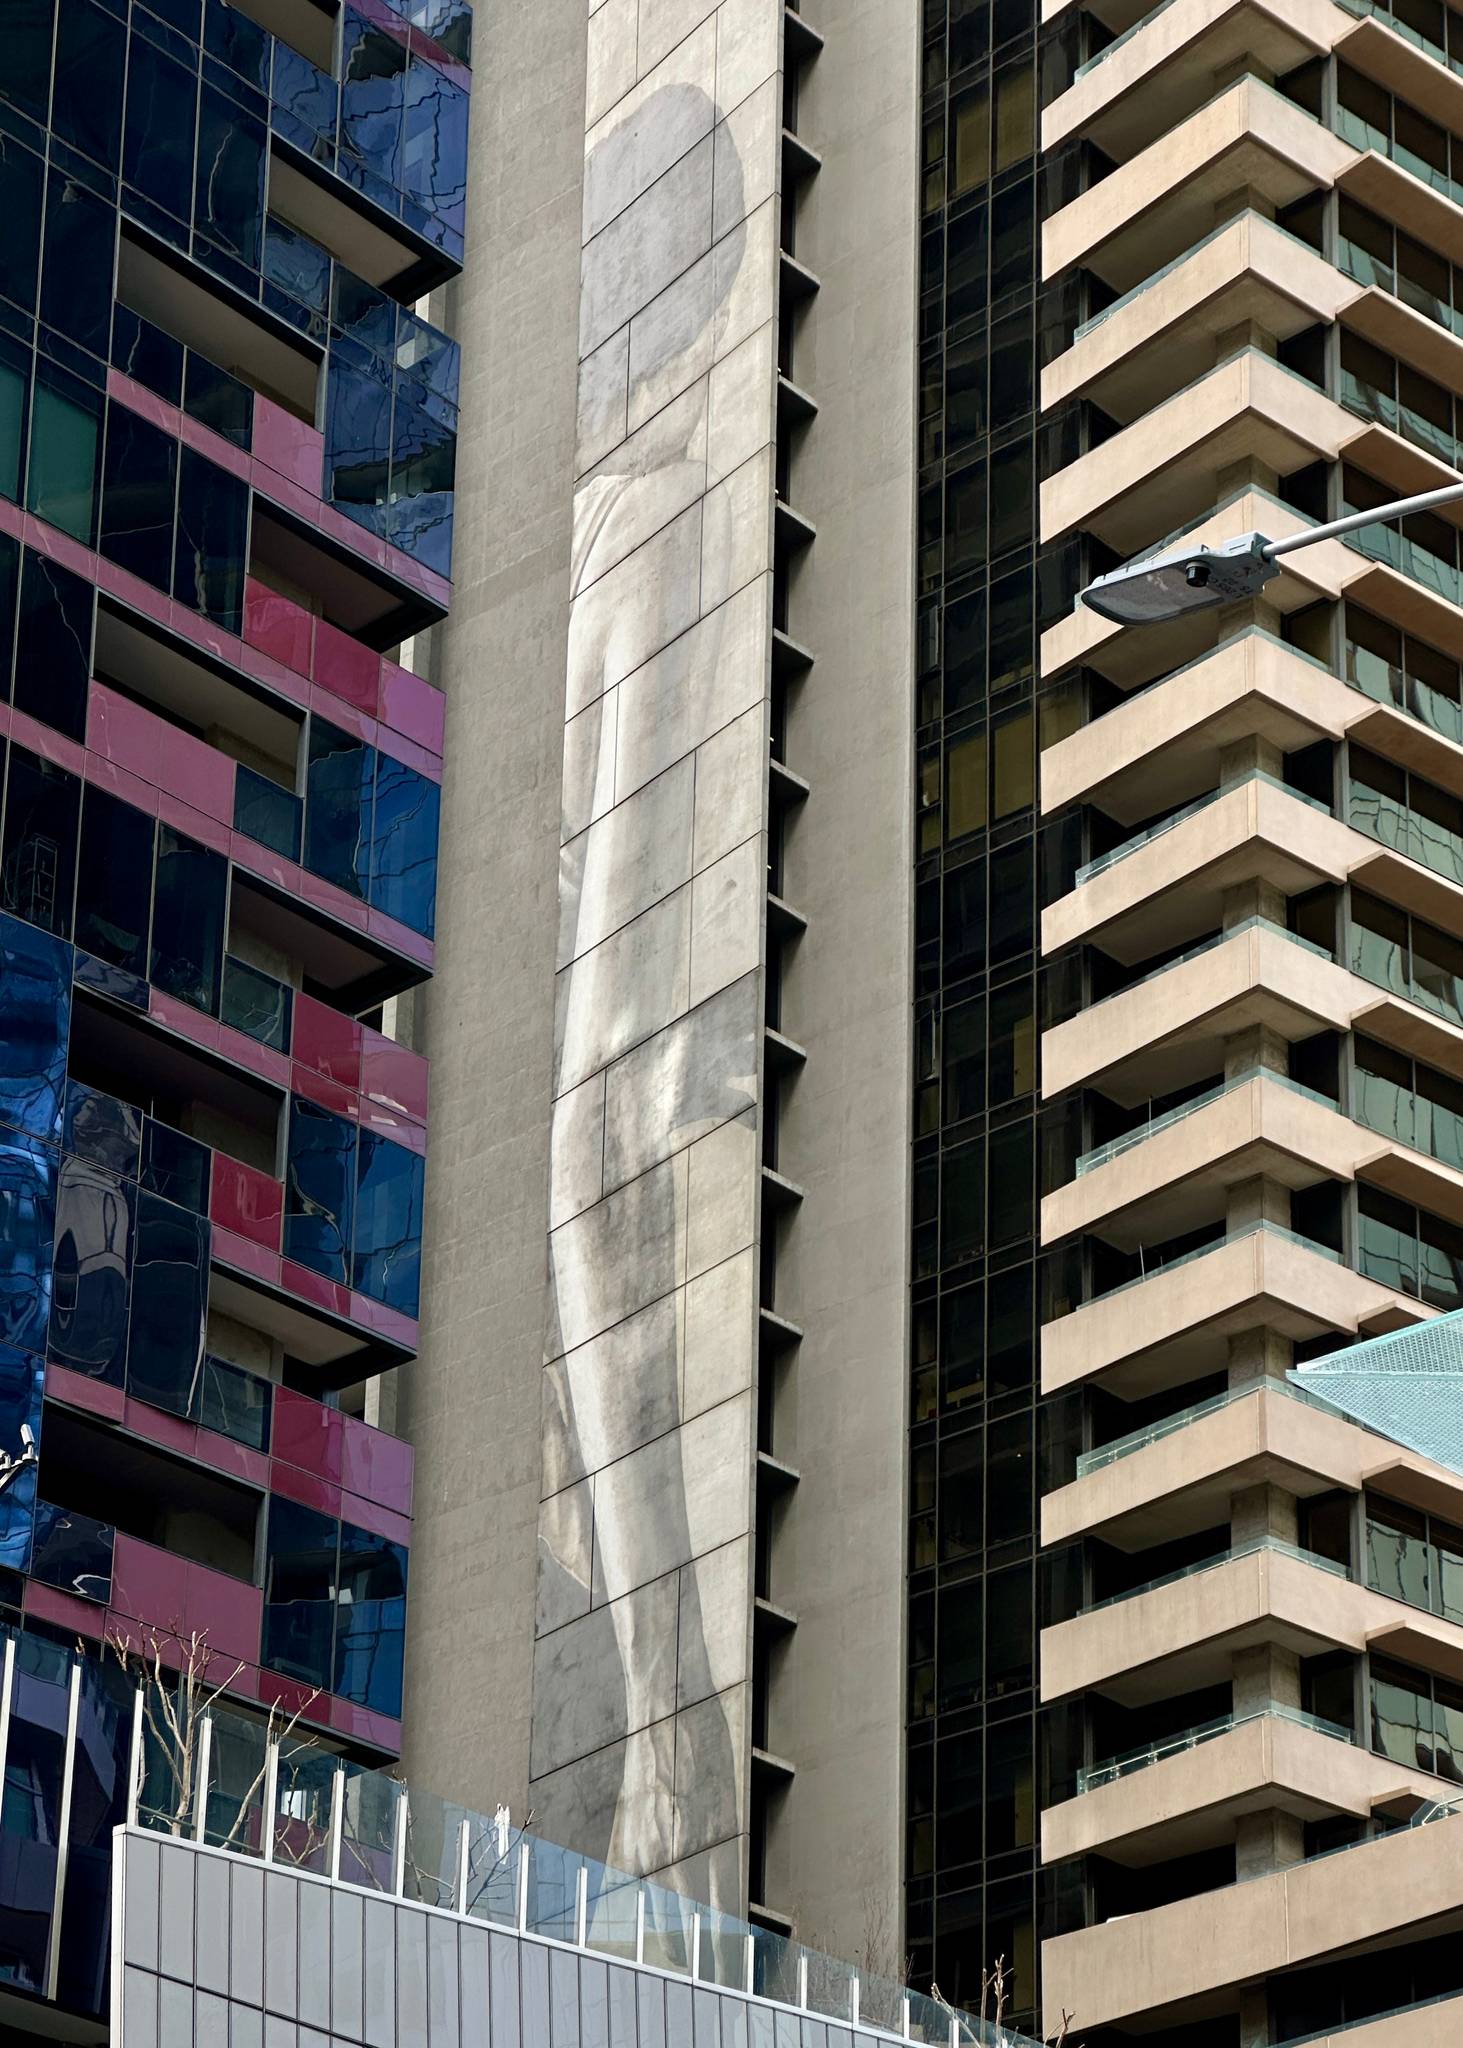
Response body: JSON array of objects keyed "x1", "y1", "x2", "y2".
[
  {"x1": 1043, "y1": 1706, "x2": 1432, "y2": 1866},
  {"x1": 1041, "y1": 1538, "x2": 1463, "y2": 1705},
  {"x1": 1044, "y1": 0, "x2": 1332, "y2": 161},
  {"x1": 1044, "y1": 1376, "x2": 1463, "y2": 1548},
  {"x1": 1043, "y1": 213, "x2": 1348, "y2": 424},
  {"x1": 1042, "y1": 1802, "x2": 1463, "y2": 2031},
  {"x1": 1042, "y1": 76, "x2": 1353, "y2": 291},
  {"x1": 1041, "y1": 1218, "x2": 1425, "y2": 1395}
]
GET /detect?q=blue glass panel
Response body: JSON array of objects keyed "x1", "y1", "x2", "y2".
[
  {"x1": 352, "y1": 1129, "x2": 422, "y2": 1316},
  {"x1": 323, "y1": 355, "x2": 392, "y2": 539},
  {"x1": 125, "y1": 1189, "x2": 208, "y2": 1414},
  {"x1": 29, "y1": 1499, "x2": 114, "y2": 1601},
  {"x1": 340, "y1": 12, "x2": 406, "y2": 192},
  {"x1": 233, "y1": 763, "x2": 302, "y2": 862},
  {"x1": 149, "y1": 824, "x2": 227, "y2": 1015},
  {"x1": 183, "y1": 350, "x2": 254, "y2": 449},
  {"x1": 99, "y1": 403, "x2": 178, "y2": 593},
  {"x1": 304, "y1": 719, "x2": 373, "y2": 901},
  {"x1": 401, "y1": 57, "x2": 467, "y2": 239},
  {"x1": 0, "y1": 1347, "x2": 43, "y2": 1571},
  {"x1": 261, "y1": 217, "x2": 331, "y2": 336},
  {"x1": 0, "y1": 912, "x2": 70, "y2": 1142},
  {"x1": 333, "y1": 270, "x2": 397, "y2": 360},
  {"x1": 74, "y1": 788, "x2": 154, "y2": 977},
  {"x1": 55, "y1": 1650, "x2": 132, "y2": 2016},
  {"x1": 333, "y1": 1519, "x2": 407, "y2": 1717},
  {"x1": 48, "y1": 1154, "x2": 131, "y2": 1383},
  {"x1": 204, "y1": 0, "x2": 270, "y2": 90},
  {"x1": 270, "y1": 44, "x2": 339, "y2": 164},
  {"x1": 284, "y1": 1096, "x2": 357, "y2": 1284},
  {"x1": 61, "y1": 1081, "x2": 141, "y2": 1180},
  {"x1": 221, "y1": 955, "x2": 292, "y2": 1053},
  {"x1": 196, "y1": 1353, "x2": 270, "y2": 1452},
  {"x1": 368, "y1": 755, "x2": 439, "y2": 938},
  {"x1": 122, "y1": 32, "x2": 197, "y2": 228},
  {"x1": 262, "y1": 1495, "x2": 338, "y2": 1690},
  {"x1": 1, "y1": 747, "x2": 80, "y2": 943},
  {"x1": 194, "y1": 83, "x2": 266, "y2": 270},
  {"x1": 0, "y1": 1632, "x2": 70, "y2": 1992},
  {"x1": 386, "y1": 385, "x2": 455, "y2": 575}
]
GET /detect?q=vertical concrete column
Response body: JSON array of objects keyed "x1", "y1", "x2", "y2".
[{"x1": 533, "y1": 0, "x2": 786, "y2": 1907}]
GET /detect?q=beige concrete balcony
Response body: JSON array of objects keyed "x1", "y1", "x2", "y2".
[
  {"x1": 1043, "y1": 1380, "x2": 1463, "y2": 1549},
  {"x1": 1042, "y1": 1710, "x2": 1438, "y2": 1867},
  {"x1": 1043, "y1": 213, "x2": 1349, "y2": 424},
  {"x1": 1042, "y1": 352, "x2": 1341, "y2": 554},
  {"x1": 1044, "y1": 0, "x2": 1334, "y2": 161},
  {"x1": 1043, "y1": 76, "x2": 1353, "y2": 291},
  {"x1": 1041, "y1": 1541, "x2": 1463, "y2": 1706},
  {"x1": 1042, "y1": 777, "x2": 1355, "y2": 962},
  {"x1": 1041, "y1": 1071, "x2": 1360, "y2": 1249},
  {"x1": 1041, "y1": 1803, "x2": 1463, "y2": 2032},
  {"x1": 1040, "y1": 1222, "x2": 1425, "y2": 1398}
]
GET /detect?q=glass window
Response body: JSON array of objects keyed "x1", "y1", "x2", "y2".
[
  {"x1": 3, "y1": 0, "x2": 56, "y2": 132},
  {"x1": 938, "y1": 1431, "x2": 983, "y2": 1561},
  {"x1": 63, "y1": 1080, "x2": 142, "y2": 1181},
  {"x1": 937, "y1": 1576, "x2": 983, "y2": 1711},
  {"x1": 0, "y1": 1347, "x2": 41, "y2": 1570},
  {"x1": 99, "y1": 405, "x2": 178, "y2": 592},
  {"x1": 75, "y1": 789, "x2": 153, "y2": 975},
  {"x1": 111, "y1": 306, "x2": 184, "y2": 407},
  {"x1": 385, "y1": 385, "x2": 455, "y2": 574},
  {"x1": 123, "y1": 34, "x2": 198, "y2": 226},
  {"x1": 304, "y1": 719, "x2": 372, "y2": 899},
  {"x1": 324, "y1": 357, "x2": 393, "y2": 540},
  {"x1": 0, "y1": 139, "x2": 44, "y2": 322},
  {"x1": 1365, "y1": 1496, "x2": 1429, "y2": 1607},
  {"x1": 945, "y1": 730, "x2": 987, "y2": 842},
  {"x1": 0, "y1": 1136, "x2": 56, "y2": 1357},
  {"x1": 40, "y1": 167, "x2": 114, "y2": 358},
  {"x1": 0, "y1": 336, "x2": 25, "y2": 509},
  {"x1": 221, "y1": 956, "x2": 292, "y2": 1053},
  {"x1": 1370, "y1": 1654, "x2": 1433, "y2": 1770},
  {"x1": 401, "y1": 57, "x2": 467, "y2": 240},
  {"x1": 285, "y1": 1096, "x2": 357, "y2": 1285},
  {"x1": 48, "y1": 1153, "x2": 132, "y2": 1384},
  {"x1": 352, "y1": 1129, "x2": 422, "y2": 1315},
  {"x1": 333, "y1": 1520, "x2": 407, "y2": 1717},
  {"x1": 339, "y1": 12, "x2": 406, "y2": 195},
  {"x1": 15, "y1": 550, "x2": 93, "y2": 745},
  {"x1": 126, "y1": 1189, "x2": 209, "y2": 1416},
  {"x1": 984, "y1": 1560, "x2": 1032, "y2": 1696},
  {"x1": 25, "y1": 363, "x2": 101, "y2": 546},
  {"x1": 262, "y1": 1497, "x2": 338, "y2": 1691},
  {"x1": 150, "y1": 826, "x2": 227, "y2": 1015},
  {"x1": 139, "y1": 1121, "x2": 210, "y2": 1215},
  {"x1": 172, "y1": 448, "x2": 247, "y2": 632},
  {"x1": 2, "y1": 746, "x2": 80, "y2": 941},
  {"x1": 0, "y1": 912, "x2": 70, "y2": 1145},
  {"x1": 193, "y1": 84, "x2": 266, "y2": 269},
  {"x1": 233, "y1": 764, "x2": 302, "y2": 863},
  {"x1": 52, "y1": 0, "x2": 126, "y2": 174},
  {"x1": 367, "y1": 754, "x2": 439, "y2": 937},
  {"x1": 0, "y1": 1632, "x2": 70, "y2": 1990},
  {"x1": 1357, "y1": 1183, "x2": 1419, "y2": 1297}
]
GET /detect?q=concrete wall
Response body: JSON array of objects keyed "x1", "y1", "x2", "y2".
[
  {"x1": 755, "y1": 0, "x2": 918, "y2": 1971},
  {"x1": 531, "y1": 0, "x2": 788, "y2": 1907},
  {"x1": 397, "y1": 0, "x2": 588, "y2": 1817}
]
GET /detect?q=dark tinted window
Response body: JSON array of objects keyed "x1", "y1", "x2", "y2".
[
  {"x1": 285, "y1": 1097, "x2": 357, "y2": 1285},
  {"x1": 126, "y1": 1190, "x2": 208, "y2": 1414},
  {"x1": 149, "y1": 825, "x2": 227, "y2": 1014},
  {"x1": 123, "y1": 35, "x2": 197, "y2": 226},
  {"x1": 304, "y1": 720, "x2": 372, "y2": 899},
  {"x1": 49, "y1": 1154, "x2": 132, "y2": 1384},
  {"x1": 139, "y1": 1121, "x2": 210, "y2": 1215},
  {"x1": 0, "y1": 912, "x2": 70, "y2": 1145},
  {"x1": 15, "y1": 551, "x2": 93, "y2": 743},
  {"x1": 41, "y1": 167, "x2": 114, "y2": 358},
  {"x1": 172, "y1": 448, "x2": 247, "y2": 631},
  {"x1": 368, "y1": 756, "x2": 439, "y2": 936},
  {"x1": 334, "y1": 1520, "x2": 407, "y2": 1716},
  {"x1": 75, "y1": 789, "x2": 153, "y2": 975},
  {"x1": 99, "y1": 406, "x2": 178, "y2": 592},
  {"x1": 262, "y1": 1497, "x2": 338, "y2": 1690},
  {"x1": 1, "y1": 747, "x2": 80, "y2": 940},
  {"x1": 353, "y1": 1130, "x2": 423, "y2": 1315},
  {"x1": 52, "y1": 0, "x2": 126, "y2": 173}
]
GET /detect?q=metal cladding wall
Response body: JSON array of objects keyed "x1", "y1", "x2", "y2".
[
  {"x1": 536, "y1": 0, "x2": 788, "y2": 1907},
  {"x1": 112, "y1": 1831, "x2": 908, "y2": 2048}
]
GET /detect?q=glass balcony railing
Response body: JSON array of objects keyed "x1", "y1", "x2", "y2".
[
  {"x1": 1333, "y1": 105, "x2": 1463, "y2": 212},
  {"x1": 1075, "y1": 771, "x2": 1329, "y2": 888},
  {"x1": 1074, "y1": 1065, "x2": 1337, "y2": 1177},
  {"x1": 1072, "y1": 213, "x2": 1325, "y2": 342},
  {"x1": 28, "y1": 1500, "x2": 115, "y2": 1604},
  {"x1": 1075, "y1": 1371, "x2": 1354, "y2": 1476},
  {"x1": 221, "y1": 955, "x2": 294, "y2": 1055},
  {"x1": 1353, "y1": 1066, "x2": 1463, "y2": 1173},
  {"x1": 129, "y1": 1709, "x2": 1045, "y2": 2048},
  {"x1": 233, "y1": 765, "x2": 303, "y2": 864},
  {"x1": 1081, "y1": 1533, "x2": 1349, "y2": 1615},
  {"x1": 1077, "y1": 1702, "x2": 1354, "y2": 1793},
  {"x1": 1073, "y1": 0, "x2": 1182, "y2": 76},
  {"x1": 1349, "y1": 783, "x2": 1463, "y2": 889},
  {"x1": 1113, "y1": 913, "x2": 1332, "y2": 1007},
  {"x1": 1335, "y1": 0, "x2": 1463, "y2": 76}
]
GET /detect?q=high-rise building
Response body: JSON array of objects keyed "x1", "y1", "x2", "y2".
[{"x1": 0, "y1": 0, "x2": 468, "y2": 2021}]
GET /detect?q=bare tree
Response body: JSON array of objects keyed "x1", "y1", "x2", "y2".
[{"x1": 107, "y1": 1622, "x2": 318, "y2": 1848}]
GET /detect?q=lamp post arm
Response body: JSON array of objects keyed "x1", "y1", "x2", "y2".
[{"x1": 1263, "y1": 478, "x2": 1463, "y2": 559}]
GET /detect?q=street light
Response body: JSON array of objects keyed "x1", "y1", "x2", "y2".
[{"x1": 1079, "y1": 479, "x2": 1463, "y2": 627}]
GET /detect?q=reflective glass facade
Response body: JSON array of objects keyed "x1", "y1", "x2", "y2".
[
  {"x1": 0, "y1": 0, "x2": 468, "y2": 2021},
  {"x1": 906, "y1": 0, "x2": 1085, "y2": 2027}
]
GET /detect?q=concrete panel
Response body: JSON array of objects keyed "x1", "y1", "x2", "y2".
[
  {"x1": 530, "y1": 1569, "x2": 681, "y2": 1776},
  {"x1": 543, "y1": 1291, "x2": 686, "y2": 1492},
  {"x1": 590, "y1": 1392, "x2": 753, "y2": 1604}
]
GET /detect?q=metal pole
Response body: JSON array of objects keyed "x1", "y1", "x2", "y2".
[
  {"x1": 851, "y1": 1976, "x2": 860, "y2": 2028},
  {"x1": 328, "y1": 1766, "x2": 345, "y2": 1882},
  {"x1": 576, "y1": 1861, "x2": 589, "y2": 1948},
  {"x1": 193, "y1": 1715, "x2": 213, "y2": 1845},
  {"x1": 798, "y1": 1955, "x2": 809, "y2": 2011},
  {"x1": 635, "y1": 1887, "x2": 646, "y2": 1966},
  {"x1": 744, "y1": 1932, "x2": 755, "y2": 1996},
  {"x1": 261, "y1": 1739, "x2": 279, "y2": 1865},
  {"x1": 691, "y1": 1910, "x2": 702, "y2": 1983},
  {"x1": 1265, "y1": 478, "x2": 1463, "y2": 558},
  {"x1": 125, "y1": 1677, "x2": 142, "y2": 1827},
  {"x1": 391, "y1": 1782, "x2": 408, "y2": 1897},
  {"x1": 455, "y1": 1818, "x2": 471, "y2": 1914},
  {"x1": 516, "y1": 1836, "x2": 530, "y2": 1933}
]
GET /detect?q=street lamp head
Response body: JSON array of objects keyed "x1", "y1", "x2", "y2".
[{"x1": 1080, "y1": 532, "x2": 1278, "y2": 626}]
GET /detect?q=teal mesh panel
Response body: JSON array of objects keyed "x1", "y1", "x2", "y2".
[{"x1": 1289, "y1": 1308, "x2": 1463, "y2": 1476}]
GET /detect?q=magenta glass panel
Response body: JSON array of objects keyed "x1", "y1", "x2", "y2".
[
  {"x1": 87, "y1": 683, "x2": 162, "y2": 785},
  {"x1": 210, "y1": 1226, "x2": 281, "y2": 1288},
  {"x1": 252, "y1": 398, "x2": 325, "y2": 495},
  {"x1": 378, "y1": 661, "x2": 445, "y2": 755},
  {"x1": 272, "y1": 1388, "x2": 345, "y2": 1483},
  {"x1": 340, "y1": 1490, "x2": 411, "y2": 1547},
  {"x1": 86, "y1": 752, "x2": 161, "y2": 817},
  {"x1": 156, "y1": 790, "x2": 232, "y2": 854},
  {"x1": 291, "y1": 1063, "x2": 359, "y2": 1121},
  {"x1": 312, "y1": 619, "x2": 380, "y2": 716},
  {"x1": 293, "y1": 995, "x2": 362, "y2": 1091},
  {"x1": 123, "y1": 1399, "x2": 198, "y2": 1459},
  {"x1": 107, "y1": 370, "x2": 180, "y2": 437},
  {"x1": 210, "y1": 1153, "x2": 284, "y2": 1252},
  {"x1": 26, "y1": 1579, "x2": 106, "y2": 1641},
  {"x1": 184, "y1": 1560, "x2": 262, "y2": 1663},
  {"x1": 244, "y1": 578, "x2": 314, "y2": 676},
  {"x1": 268, "y1": 1458, "x2": 341, "y2": 1518},
  {"x1": 156, "y1": 724, "x2": 236, "y2": 823},
  {"x1": 46, "y1": 1361, "x2": 127, "y2": 1424},
  {"x1": 359, "y1": 1036, "x2": 430, "y2": 1124},
  {"x1": 111, "y1": 1530, "x2": 189, "y2": 1630},
  {"x1": 341, "y1": 1413, "x2": 414, "y2": 1516}
]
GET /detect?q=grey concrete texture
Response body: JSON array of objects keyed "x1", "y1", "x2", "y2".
[
  {"x1": 397, "y1": 0, "x2": 589, "y2": 1820},
  {"x1": 754, "y1": 0, "x2": 921, "y2": 1968},
  {"x1": 535, "y1": 0, "x2": 788, "y2": 1900}
]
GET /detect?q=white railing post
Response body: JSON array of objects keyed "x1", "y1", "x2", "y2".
[
  {"x1": 193, "y1": 1715, "x2": 213, "y2": 1844},
  {"x1": 744, "y1": 1932, "x2": 755, "y2": 1996},
  {"x1": 851, "y1": 1977, "x2": 860, "y2": 2028},
  {"x1": 516, "y1": 1837, "x2": 530, "y2": 1932},
  {"x1": 391, "y1": 1782, "x2": 408, "y2": 1897},
  {"x1": 691, "y1": 1911, "x2": 702, "y2": 1982},
  {"x1": 576, "y1": 1862, "x2": 589, "y2": 1947},
  {"x1": 798, "y1": 1955, "x2": 809, "y2": 2010},
  {"x1": 455, "y1": 1818, "x2": 471, "y2": 1914},
  {"x1": 125, "y1": 1677, "x2": 142, "y2": 1827},
  {"x1": 635, "y1": 1887, "x2": 646, "y2": 1965},
  {"x1": 261, "y1": 1739, "x2": 279, "y2": 1864},
  {"x1": 328, "y1": 1765, "x2": 345, "y2": 1882},
  {"x1": 901, "y1": 1997, "x2": 912, "y2": 2039}
]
